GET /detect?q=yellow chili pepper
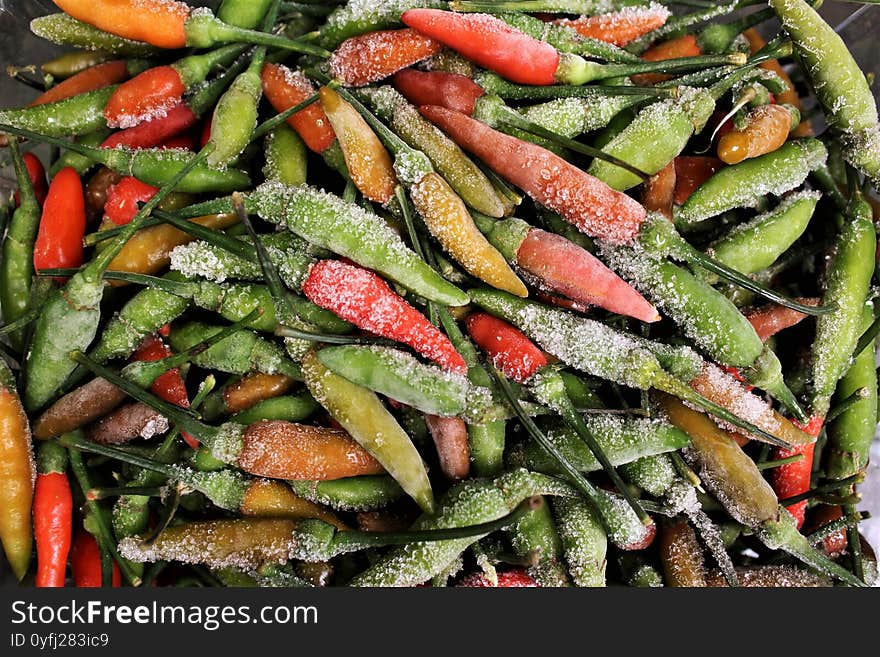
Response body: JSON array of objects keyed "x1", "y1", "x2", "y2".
[
  {"x1": 319, "y1": 86, "x2": 397, "y2": 204},
  {"x1": 240, "y1": 479, "x2": 347, "y2": 530},
  {"x1": 717, "y1": 104, "x2": 797, "y2": 165},
  {"x1": 0, "y1": 363, "x2": 35, "y2": 581},
  {"x1": 411, "y1": 172, "x2": 527, "y2": 297}
]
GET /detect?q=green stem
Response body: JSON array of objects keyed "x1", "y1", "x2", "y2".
[
  {"x1": 756, "y1": 454, "x2": 805, "y2": 470},
  {"x1": 274, "y1": 326, "x2": 396, "y2": 347},
  {"x1": 825, "y1": 387, "x2": 871, "y2": 424},
  {"x1": 251, "y1": 94, "x2": 319, "y2": 141},
  {"x1": 778, "y1": 473, "x2": 864, "y2": 507},
  {"x1": 87, "y1": 486, "x2": 164, "y2": 501}
]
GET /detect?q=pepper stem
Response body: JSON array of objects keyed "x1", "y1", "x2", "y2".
[
  {"x1": 274, "y1": 326, "x2": 395, "y2": 346},
  {"x1": 154, "y1": 208, "x2": 256, "y2": 260},
  {"x1": 825, "y1": 387, "x2": 871, "y2": 424},
  {"x1": 252, "y1": 93, "x2": 319, "y2": 141},
  {"x1": 756, "y1": 453, "x2": 805, "y2": 470},
  {"x1": 330, "y1": 497, "x2": 541, "y2": 551},
  {"x1": 778, "y1": 473, "x2": 865, "y2": 507}
]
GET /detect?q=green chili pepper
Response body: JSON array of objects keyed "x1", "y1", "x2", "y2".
[
  {"x1": 515, "y1": 416, "x2": 689, "y2": 475},
  {"x1": 826, "y1": 305, "x2": 878, "y2": 480},
  {"x1": 316, "y1": 345, "x2": 486, "y2": 420},
  {"x1": 619, "y1": 455, "x2": 679, "y2": 498},
  {"x1": 507, "y1": 496, "x2": 570, "y2": 587},
  {"x1": 770, "y1": 0, "x2": 880, "y2": 185},
  {"x1": 318, "y1": 0, "x2": 446, "y2": 48},
  {"x1": 706, "y1": 191, "x2": 819, "y2": 278},
  {"x1": 302, "y1": 351, "x2": 435, "y2": 514},
  {"x1": 289, "y1": 476, "x2": 405, "y2": 512},
  {"x1": 168, "y1": 321, "x2": 302, "y2": 379},
  {"x1": 218, "y1": 0, "x2": 274, "y2": 29},
  {"x1": 30, "y1": 14, "x2": 162, "y2": 56},
  {"x1": 264, "y1": 124, "x2": 308, "y2": 186},
  {"x1": 553, "y1": 497, "x2": 607, "y2": 587},
  {"x1": 811, "y1": 191, "x2": 876, "y2": 417},
  {"x1": 0, "y1": 138, "x2": 40, "y2": 350},
  {"x1": 0, "y1": 87, "x2": 115, "y2": 138},
  {"x1": 676, "y1": 139, "x2": 827, "y2": 227},
  {"x1": 229, "y1": 393, "x2": 319, "y2": 425}
]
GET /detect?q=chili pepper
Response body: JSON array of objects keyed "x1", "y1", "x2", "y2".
[
  {"x1": 422, "y1": 105, "x2": 646, "y2": 244},
  {"x1": 33, "y1": 441, "x2": 72, "y2": 587},
  {"x1": 810, "y1": 190, "x2": 876, "y2": 419},
  {"x1": 218, "y1": 0, "x2": 274, "y2": 29},
  {"x1": 745, "y1": 300, "x2": 816, "y2": 343},
  {"x1": 52, "y1": 0, "x2": 330, "y2": 56},
  {"x1": 70, "y1": 531, "x2": 121, "y2": 587},
  {"x1": 393, "y1": 69, "x2": 485, "y2": 118},
  {"x1": 317, "y1": 0, "x2": 446, "y2": 49},
  {"x1": 330, "y1": 29, "x2": 443, "y2": 87},
  {"x1": 30, "y1": 13, "x2": 161, "y2": 56},
  {"x1": 670, "y1": 156, "x2": 722, "y2": 207},
  {"x1": 362, "y1": 85, "x2": 506, "y2": 218},
  {"x1": 480, "y1": 216, "x2": 659, "y2": 321},
  {"x1": 84, "y1": 167, "x2": 122, "y2": 221},
  {"x1": 705, "y1": 191, "x2": 819, "y2": 279},
  {"x1": 302, "y1": 350, "x2": 434, "y2": 513},
  {"x1": 18, "y1": 152, "x2": 49, "y2": 207},
  {"x1": 132, "y1": 335, "x2": 195, "y2": 448},
  {"x1": 203, "y1": 373, "x2": 296, "y2": 420},
  {"x1": 289, "y1": 476, "x2": 405, "y2": 513},
  {"x1": 229, "y1": 394, "x2": 319, "y2": 425},
  {"x1": 770, "y1": 0, "x2": 880, "y2": 185},
  {"x1": 33, "y1": 377, "x2": 127, "y2": 441},
  {"x1": 0, "y1": 86, "x2": 116, "y2": 138},
  {"x1": 470, "y1": 288, "x2": 800, "y2": 448},
  {"x1": 102, "y1": 176, "x2": 156, "y2": 226},
  {"x1": 42, "y1": 51, "x2": 114, "y2": 79},
  {"x1": 507, "y1": 496, "x2": 569, "y2": 586},
  {"x1": 33, "y1": 167, "x2": 86, "y2": 276},
  {"x1": 552, "y1": 497, "x2": 606, "y2": 587},
  {"x1": 658, "y1": 518, "x2": 707, "y2": 587},
  {"x1": 642, "y1": 160, "x2": 675, "y2": 219},
  {"x1": 675, "y1": 138, "x2": 827, "y2": 227},
  {"x1": 825, "y1": 305, "x2": 878, "y2": 481},
  {"x1": 261, "y1": 63, "x2": 336, "y2": 155},
  {"x1": 350, "y1": 469, "x2": 574, "y2": 586},
  {"x1": 264, "y1": 124, "x2": 308, "y2": 187},
  {"x1": 0, "y1": 139, "x2": 42, "y2": 349},
  {"x1": 319, "y1": 85, "x2": 397, "y2": 204},
  {"x1": 515, "y1": 416, "x2": 688, "y2": 476},
  {"x1": 31, "y1": 60, "x2": 136, "y2": 108},
  {"x1": 303, "y1": 259, "x2": 466, "y2": 373},
  {"x1": 554, "y1": 5, "x2": 669, "y2": 47},
  {"x1": 717, "y1": 103, "x2": 799, "y2": 164},
  {"x1": 0, "y1": 361, "x2": 35, "y2": 582},
  {"x1": 424, "y1": 414, "x2": 470, "y2": 482},
  {"x1": 403, "y1": 9, "x2": 745, "y2": 86},
  {"x1": 316, "y1": 345, "x2": 481, "y2": 420}
]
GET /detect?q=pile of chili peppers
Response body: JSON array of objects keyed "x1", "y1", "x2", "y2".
[{"x1": 0, "y1": 0, "x2": 877, "y2": 588}]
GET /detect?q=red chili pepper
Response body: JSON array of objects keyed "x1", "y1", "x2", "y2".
[
  {"x1": 28, "y1": 60, "x2": 130, "y2": 108},
  {"x1": 33, "y1": 446, "x2": 72, "y2": 588},
  {"x1": 261, "y1": 63, "x2": 336, "y2": 154},
  {"x1": 673, "y1": 156, "x2": 723, "y2": 206},
  {"x1": 200, "y1": 114, "x2": 213, "y2": 149},
  {"x1": 745, "y1": 300, "x2": 818, "y2": 342},
  {"x1": 70, "y1": 531, "x2": 121, "y2": 587},
  {"x1": 634, "y1": 34, "x2": 703, "y2": 85},
  {"x1": 392, "y1": 69, "x2": 485, "y2": 117},
  {"x1": 465, "y1": 312, "x2": 547, "y2": 384},
  {"x1": 403, "y1": 9, "x2": 559, "y2": 86},
  {"x1": 771, "y1": 416, "x2": 824, "y2": 529},
  {"x1": 302, "y1": 259, "x2": 467, "y2": 374},
  {"x1": 457, "y1": 568, "x2": 539, "y2": 587},
  {"x1": 516, "y1": 228, "x2": 660, "y2": 322},
  {"x1": 160, "y1": 132, "x2": 197, "y2": 151},
  {"x1": 104, "y1": 67, "x2": 187, "y2": 129},
  {"x1": 14, "y1": 152, "x2": 48, "y2": 207},
  {"x1": 33, "y1": 167, "x2": 86, "y2": 276},
  {"x1": 554, "y1": 6, "x2": 670, "y2": 47},
  {"x1": 101, "y1": 103, "x2": 198, "y2": 150},
  {"x1": 133, "y1": 335, "x2": 197, "y2": 449},
  {"x1": 103, "y1": 177, "x2": 158, "y2": 226},
  {"x1": 420, "y1": 105, "x2": 646, "y2": 244},
  {"x1": 330, "y1": 29, "x2": 444, "y2": 87}
]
